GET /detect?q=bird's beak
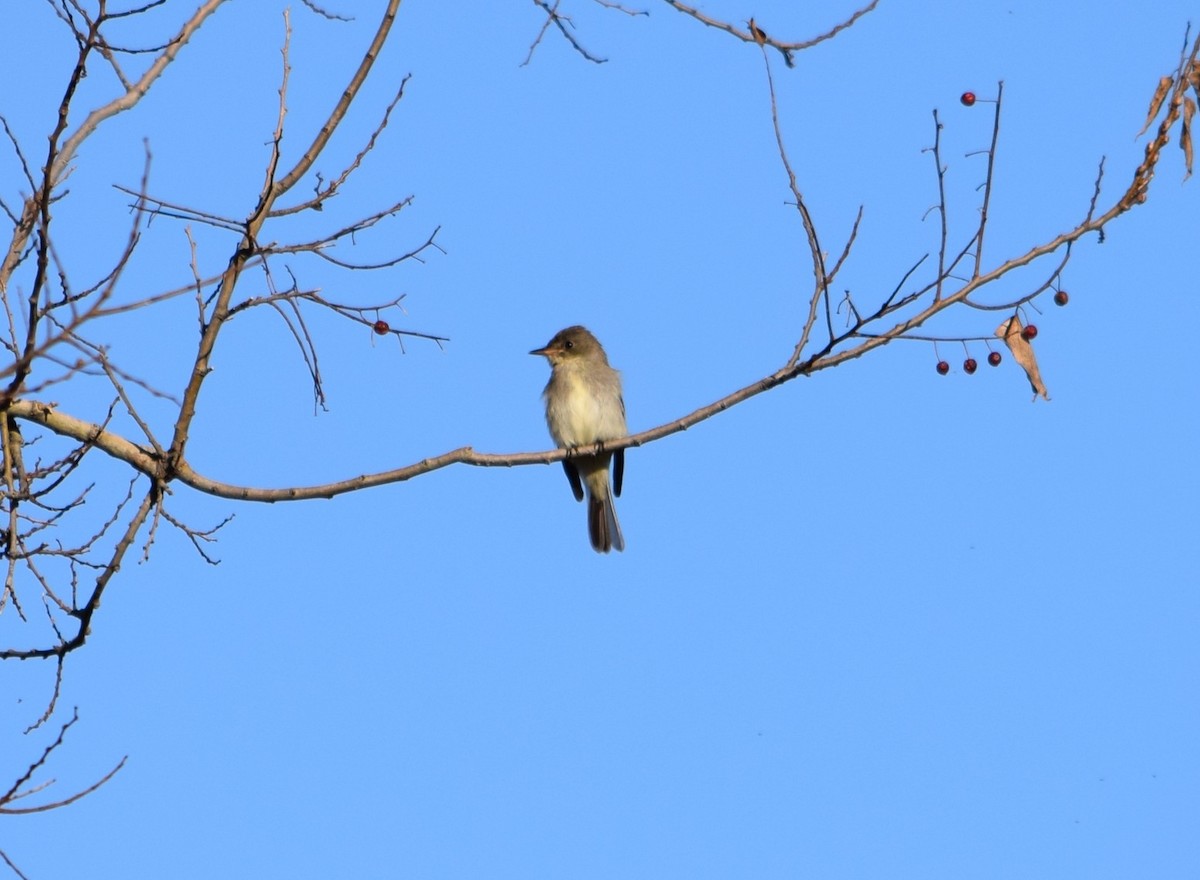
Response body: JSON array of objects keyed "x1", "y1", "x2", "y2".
[{"x1": 529, "y1": 345, "x2": 550, "y2": 357}]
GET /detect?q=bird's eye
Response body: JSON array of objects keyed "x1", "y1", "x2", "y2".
[{"x1": 564, "y1": 339, "x2": 574, "y2": 349}]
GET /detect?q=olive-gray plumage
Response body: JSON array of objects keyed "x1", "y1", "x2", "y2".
[{"x1": 530, "y1": 326, "x2": 626, "y2": 553}]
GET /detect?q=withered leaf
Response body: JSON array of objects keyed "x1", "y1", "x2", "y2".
[
  {"x1": 996, "y1": 316, "x2": 1050, "y2": 402},
  {"x1": 748, "y1": 17, "x2": 767, "y2": 45},
  {"x1": 1138, "y1": 75, "x2": 1174, "y2": 137},
  {"x1": 1181, "y1": 95, "x2": 1196, "y2": 178}
]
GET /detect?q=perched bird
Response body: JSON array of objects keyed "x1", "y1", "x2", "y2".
[{"x1": 530, "y1": 326, "x2": 627, "y2": 553}]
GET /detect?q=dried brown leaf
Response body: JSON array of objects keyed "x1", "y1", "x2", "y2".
[
  {"x1": 996, "y1": 317, "x2": 1050, "y2": 402},
  {"x1": 748, "y1": 17, "x2": 767, "y2": 45},
  {"x1": 1138, "y1": 75, "x2": 1174, "y2": 137},
  {"x1": 1182, "y1": 96, "x2": 1196, "y2": 178}
]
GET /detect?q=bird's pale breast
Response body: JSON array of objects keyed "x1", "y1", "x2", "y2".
[{"x1": 544, "y1": 363, "x2": 624, "y2": 447}]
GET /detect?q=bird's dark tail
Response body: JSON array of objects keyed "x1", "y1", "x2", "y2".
[{"x1": 587, "y1": 487, "x2": 624, "y2": 554}]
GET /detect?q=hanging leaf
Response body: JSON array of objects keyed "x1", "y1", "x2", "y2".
[
  {"x1": 1181, "y1": 96, "x2": 1196, "y2": 179},
  {"x1": 1138, "y1": 75, "x2": 1174, "y2": 137},
  {"x1": 748, "y1": 17, "x2": 767, "y2": 45},
  {"x1": 996, "y1": 317, "x2": 1050, "y2": 402}
]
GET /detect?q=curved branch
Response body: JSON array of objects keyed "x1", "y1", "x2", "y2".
[
  {"x1": 10, "y1": 32, "x2": 1195, "y2": 512},
  {"x1": 662, "y1": 0, "x2": 879, "y2": 58},
  {"x1": 0, "y1": 709, "x2": 126, "y2": 816},
  {"x1": 0, "y1": 131, "x2": 1184, "y2": 508},
  {"x1": 7, "y1": 400, "x2": 159, "y2": 476}
]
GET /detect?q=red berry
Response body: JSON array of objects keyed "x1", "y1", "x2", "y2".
[
  {"x1": 1054, "y1": 290, "x2": 1069, "y2": 306},
  {"x1": 373, "y1": 319, "x2": 390, "y2": 335},
  {"x1": 1021, "y1": 324, "x2": 1038, "y2": 341},
  {"x1": 960, "y1": 91, "x2": 976, "y2": 106},
  {"x1": 936, "y1": 360, "x2": 950, "y2": 375},
  {"x1": 988, "y1": 351, "x2": 1002, "y2": 367},
  {"x1": 963, "y1": 357, "x2": 977, "y2": 374}
]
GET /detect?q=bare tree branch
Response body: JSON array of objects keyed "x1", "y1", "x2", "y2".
[
  {"x1": 525, "y1": 0, "x2": 608, "y2": 65},
  {"x1": 662, "y1": 0, "x2": 880, "y2": 66},
  {"x1": 0, "y1": 709, "x2": 126, "y2": 815},
  {"x1": 1, "y1": 0, "x2": 227, "y2": 294},
  {"x1": 0, "y1": 6, "x2": 1195, "y2": 850}
]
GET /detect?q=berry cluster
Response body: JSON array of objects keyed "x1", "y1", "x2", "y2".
[
  {"x1": 931, "y1": 277, "x2": 1070, "y2": 376},
  {"x1": 934, "y1": 92, "x2": 1071, "y2": 379}
]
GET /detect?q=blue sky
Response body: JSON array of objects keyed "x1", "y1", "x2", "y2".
[{"x1": 2, "y1": 1, "x2": 1198, "y2": 877}]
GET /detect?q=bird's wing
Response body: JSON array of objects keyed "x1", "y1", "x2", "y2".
[{"x1": 561, "y1": 460, "x2": 585, "y2": 502}]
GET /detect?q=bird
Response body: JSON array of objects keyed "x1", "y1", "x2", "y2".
[{"x1": 530, "y1": 326, "x2": 626, "y2": 553}]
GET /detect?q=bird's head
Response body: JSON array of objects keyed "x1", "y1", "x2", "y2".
[{"x1": 529, "y1": 325, "x2": 607, "y2": 367}]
